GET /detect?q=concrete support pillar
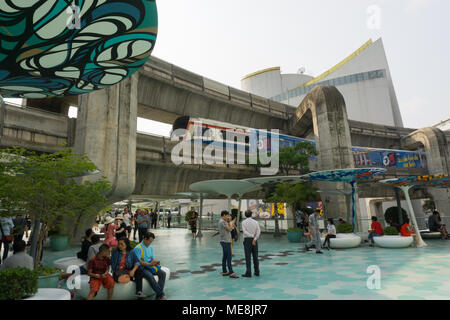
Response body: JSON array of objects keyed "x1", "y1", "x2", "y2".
[
  {"x1": 70, "y1": 73, "x2": 139, "y2": 242},
  {"x1": 401, "y1": 127, "x2": 450, "y2": 217},
  {"x1": 290, "y1": 85, "x2": 355, "y2": 220}
]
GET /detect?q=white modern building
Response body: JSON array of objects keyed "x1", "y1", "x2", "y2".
[{"x1": 241, "y1": 38, "x2": 404, "y2": 128}]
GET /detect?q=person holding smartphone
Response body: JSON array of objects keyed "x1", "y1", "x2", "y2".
[{"x1": 218, "y1": 211, "x2": 239, "y2": 278}]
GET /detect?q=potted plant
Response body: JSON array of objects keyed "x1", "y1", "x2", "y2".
[
  {"x1": 48, "y1": 224, "x2": 72, "y2": 252},
  {"x1": 0, "y1": 267, "x2": 38, "y2": 300},
  {"x1": 337, "y1": 223, "x2": 354, "y2": 234},
  {"x1": 383, "y1": 226, "x2": 400, "y2": 235},
  {"x1": 34, "y1": 265, "x2": 62, "y2": 288},
  {"x1": 287, "y1": 227, "x2": 304, "y2": 243}
]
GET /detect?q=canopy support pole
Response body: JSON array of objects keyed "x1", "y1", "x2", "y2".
[
  {"x1": 399, "y1": 186, "x2": 427, "y2": 247},
  {"x1": 197, "y1": 194, "x2": 203, "y2": 238},
  {"x1": 350, "y1": 182, "x2": 357, "y2": 232}
]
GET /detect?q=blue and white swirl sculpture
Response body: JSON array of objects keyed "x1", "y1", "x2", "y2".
[{"x1": 0, "y1": 0, "x2": 158, "y2": 98}]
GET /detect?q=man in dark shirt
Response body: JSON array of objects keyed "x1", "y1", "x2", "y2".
[
  {"x1": 78, "y1": 229, "x2": 94, "y2": 261},
  {"x1": 429, "y1": 211, "x2": 448, "y2": 239}
]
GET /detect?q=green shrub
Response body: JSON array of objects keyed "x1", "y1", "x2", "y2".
[
  {"x1": 384, "y1": 226, "x2": 399, "y2": 235},
  {"x1": 384, "y1": 207, "x2": 408, "y2": 225},
  {"x1": 130, "y1": 240, "x2": 139, "y2": 248},
  {"x1": 287, "y1": 228, "x2": 304, "y2": 232},
  {"x1": 336, "y1": 223, "x2": 354, "y2": 234},
  {"x1": 0, "y1": 267, "x2": 38, "y2": 300},
  {"x1": 34, "y1": 265, "x2": 62, "y2": 277}
]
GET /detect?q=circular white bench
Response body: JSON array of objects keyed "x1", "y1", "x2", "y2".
[
  {"x1": 420, "y1": 231, "x2": 442, "y2": 239},
  {"x1": 373, "y1": 235, "x2": 413, "y2": 248},
  {"x1": 23, "y1": 288, "x2": 71, "y2": 300},
  {"x1": 74, "y1": 266, "x2": 171, "y2": 300},
  {"x1": 53, "y1": 257, "x2": 86, "y2": 272},
  {"x1": 320, "y1": 233, "x2": 361, "y2": 249}
]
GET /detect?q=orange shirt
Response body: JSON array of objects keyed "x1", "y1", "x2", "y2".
[{"x1": 400, "y1": 223, "x2": 411, "y2": 236}]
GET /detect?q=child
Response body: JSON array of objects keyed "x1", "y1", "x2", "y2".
[{"x1": 87, "y1": 244, "x2": 115, "y2": 300}]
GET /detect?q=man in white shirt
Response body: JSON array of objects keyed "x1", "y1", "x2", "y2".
[
  {"x1": 0, "y1": 240, "x2": 33, "y2": 271},
  {"x1": 241, "y1": 210, "x2": 261, "y2": 277}
]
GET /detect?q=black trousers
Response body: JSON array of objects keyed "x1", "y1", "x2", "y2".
[
  {"x1": 138, "y1": 228, "x2": 147, "y2": 243},
  {"x1": 323, "y1": 234, "x2": 336, "y2": 248},
  {"x1": 167, "y1": 218, "x2": 171, "y2": 228},
  {"x1": 243, "y1": 238, "x2": 259, "y2": 275},
  {"x1": 113, "y1": 268, "x2": 144, "y2": 293}
]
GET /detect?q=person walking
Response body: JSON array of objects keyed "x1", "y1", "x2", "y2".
[
  {"x1": 218, "y1": 211, "x2": 239, "y2": 278},
  {"x1": 189, "y1": 211, "x2": 198, "y2": 239},
  {"x1": 123, "y1": 209, "x2": 132, "y2": 239},
  {"x1": 0, "y1": 216, "x2": 14, "y2": 264},
  {"x1": 152, "y1": 210, "x2": 158, "y2": 229},
  {"x1": 303, "y1": 209, "x2": 323, "y2": 254},
  {"x1": 167, "y1": 210, "x2": 172, "y2": 229},
  {"x1": 136, "y1": 210, "x2": 150, "y2": 243},
  {"x1": 132, "y1": 210, "x2": 139, "y2": 241},
  {"x1": 241, "y1": 210, "x2": 260, "y2": 277}
]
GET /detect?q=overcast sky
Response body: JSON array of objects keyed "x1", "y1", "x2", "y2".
[{"x1": 150, "y1": 0, "x2": 449, "y2": 130}]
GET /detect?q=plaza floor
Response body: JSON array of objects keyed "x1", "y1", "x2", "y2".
[{"x1": 41, "y1": 228, "x2": 450, "y2": 300}]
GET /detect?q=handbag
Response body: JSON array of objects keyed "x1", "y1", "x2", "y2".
[
  {"x1": 137, "y1": 244, "x2": 161, "y2": 274},
  {"x1": 0, "y1": 222, "x2": 13, "y2": 243}
]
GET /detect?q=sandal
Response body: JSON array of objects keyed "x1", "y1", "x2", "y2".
[
  {"x1": 221, "y1": 272, "x2": 230, "y2": 276},
  {"x1": 229, "y1": 273, "x2": 239, "y2": 278}
]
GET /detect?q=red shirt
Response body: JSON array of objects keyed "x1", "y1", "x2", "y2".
[
  {"x1": 400, "y1": 223, "x2": 411, "y2": 236},
  {"x1": 88, "y1": 255, "x2": 111, "y2": 275},
  {"x1": 118, "y1": 252, "x2": 127, "y2": 271},
  {"x1": 371, "y1": 221, "x2": 383, "y2": 235}
]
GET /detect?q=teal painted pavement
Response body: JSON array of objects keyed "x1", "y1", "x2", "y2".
[{"x1": 42, "y1": 229, "x2": 450, "y2": 300}]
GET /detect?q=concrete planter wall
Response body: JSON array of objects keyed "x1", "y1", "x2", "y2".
[
  {"x1": 320, "y1": 233, "x2": 361, "y2": 249},
  {"x1": 37, "y1": 273, "x2": 60, "y2": 288},
  {"x1": 373, "y1": 235, "x2": 413, "y2": 248},
  {"x1": 50, "y1": 236, "x2": 69, "y2": 251},
  {"x1": 287, "y1": 230, "x2": 303, "y2": 243}
]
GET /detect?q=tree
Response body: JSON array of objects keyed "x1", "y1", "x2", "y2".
[
  {"x1": 267, "y1": 182, "x2": 319, "y2": 211},
  {"x1": 277, "y1": 141, "x2": 317, "y2": 175},
  {"x1": 247, "y1": 141, "x2": 318, "y2": 236},
  {"x1": 0, "y1": 147, "x2": 111, "y2": 268}
]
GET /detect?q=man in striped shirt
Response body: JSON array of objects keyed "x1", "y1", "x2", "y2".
[{"x1": 241, "y1": 210, "x2": 261, "y2": 277}]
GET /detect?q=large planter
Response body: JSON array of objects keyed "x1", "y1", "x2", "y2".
[
  {"x1": 23, "y1": 288, "x2": 71, "y2": 300},
  {"x1": 320, "y1": 233, "x2": 361, "y2": 249},
  {"x1": 287, "y1": 230, "x2": 303, "y2": 243},
  {"x1": 53, "y1": 257, "x2": 85, "y2": 272},
  {"x1": 37, "y1": 273, "x2": 60, "y2": 289},
  {"x1": 50, "y1": 236, "x2": 69, "y2": 251},
  {"x1": 373, "y1": 235, "x2": 413, "y2": 248},
  {"x1": 420, "y1": 231, "x2": 441, "y2": 239}
]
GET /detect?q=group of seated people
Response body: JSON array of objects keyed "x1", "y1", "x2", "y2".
[
  {"x1": 368, "y1": 216, "x2": 421, "y2": 246},
  {"x1": 427, "y1": 210, "x2": 449, "y2": 239},
  {"x1": 76, "y1": 228, "x2": 167, "y2": 300}
]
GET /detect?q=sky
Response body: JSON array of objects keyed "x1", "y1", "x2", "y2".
[{"x1": 150, "y1": 0, "x2": 449, "y2": 130}]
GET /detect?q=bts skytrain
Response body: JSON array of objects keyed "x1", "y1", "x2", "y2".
[{"x1": 171, "y1": 116, "x2": 427, "y2": 169}]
